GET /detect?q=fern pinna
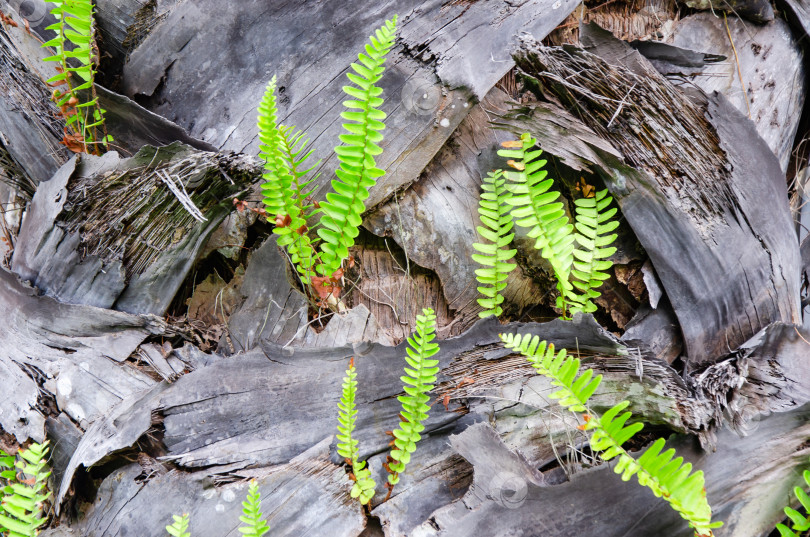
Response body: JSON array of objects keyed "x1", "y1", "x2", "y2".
[
  {"x1": 337, "y1": 359, "x2": 377, "y2": 505},
  {"x1": 258, "y1": 76, "x2": 320, "y2": 285},
  {"x1": 776, "y1": 466, "x2": 810, "y2": 536},
  {"x1": 500, "y1": 333, "x2": 722, "y2": 537},
  {"x1": 258, "y1": 17, "x2": 398, "y2": 300},
  {"x1": 317, "y1": 15, "x2": 398, "y2": 278},
  {"x1": 42, "y1": 0, "x2": 111, "y2": 154},
  {"x1": 472, "y1": 170, "x2": 517, "y2": 318},
  {"x1": 387, "y1": 308, "x2": 440, "y2": 490},
  {"x1": 0, "y1": 442, "x2": 51, "y2": 537}
]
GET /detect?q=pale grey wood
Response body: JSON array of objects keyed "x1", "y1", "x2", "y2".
[
  {"x1": 44, "y1": 439, "x2": 366, "y2": 537},
  {"x1": 11, "y1": 144, "x2": 256, "y2": 315},
  {"x1": 666, "y1": 14, "x2": 804, "y2": 173},
  {"x1": 0, "y1": 268, "x2": 163, "y2": 442},
  {"x1": 118, "y1": 0, "x2": 582, "y2": 213}
]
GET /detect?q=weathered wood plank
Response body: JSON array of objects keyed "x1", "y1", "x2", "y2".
[
  {"x1": 0, "y1": 268, "x2": 164, "y2": 442},
  {"x1": 43, "y1": 439, "x2": 366, "y2": 537},
  {"x1": 118, "y1": 0, "x2": 581, "y2": 212},
  {"x1": 11, "y1": 143, "x2": 254, "y2": 314},
  {"x1": 663, "y1": 14, "x2": 804, "y2": 172}
]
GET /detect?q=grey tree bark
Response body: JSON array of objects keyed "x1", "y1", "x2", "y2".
[{"x1": 1, "y1": 1, "x2": 809, "y2": 536}]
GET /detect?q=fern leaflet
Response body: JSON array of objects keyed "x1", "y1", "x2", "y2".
[
  {"x1": 238, "y1": 481, "x2": 270, "y2": 536},
  {"x1": 500, "y1": 333, "x2": 721, "y2": 537},
  {"x1": 570, "y1": 188, "x2": 619, "y2": 315},
  {"x1": 472, "y1": 170, "x2": 517, "y2": 318},
  {"x1": 337, "y1": 359, "x2": 377, "y2": 504},
  {"x1": 317, "y1": 16, "x2": 398, "y2": 278},
  {"x1": 388, "y1": 308, "x2": 440, "y2": 487},
  {"x1": 42, "y1": 0, "x2": 111, "y2": 154},
  {"x1": 166, "y1": 514, "x2": 190, "y2": 537},
  {"x1": 776, "y1": 467, "x2": 810, "y2": 536},
  {"x1": 0, "y1": 441, "x2": 51, "y2": 537}
]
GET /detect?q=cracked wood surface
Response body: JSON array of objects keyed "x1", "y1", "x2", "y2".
[
  {"x1": 117, "y1": 0, "x2": 581, "y2": 212},
  {"x1": 506, "y1": 35, "x2": 802, "y2": 366},
  {"x1": 11, "y1": 144, "x2": 254, "y2": 314}
]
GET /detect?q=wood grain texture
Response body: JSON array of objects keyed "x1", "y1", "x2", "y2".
[
  {"x1": 508, "y1": 36, "x2": 802, "y2": 365},
  {"x1": 11, "y1": 144, "x2": 254, "y2": 315},
  {"x1": 665, "y1": 14, "x2": 804, "y2": 172},
  {"x1": 44, "y1": 439, "x2": 366, "y2": 537},
  {"x1": 0, "y1": 1, "x2": 69, "y2": 184},
  {"x1": 0, "y1": 268, "x2": 164, "y2": 442},
  {"x1": 118, "y1": 0, "x2": 580, "y2": 212}
]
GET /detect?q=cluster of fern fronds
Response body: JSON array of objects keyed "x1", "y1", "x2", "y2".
[
  {"x1": 0, "y1": 442, "x2": 51, "y2": 537},
  {"x1": 166, "y1": 480, "x2": 269, "y2": 537},
  {"x1": 337, "y1": 308, "x2": 440, "y2": 505},
  {"x1": 473, "y1": 133, "x2": 618, "y2": 319},
  {"x1": 500, "y1": 333, "x2": 721, "y2": 536},
  {"x1": 257, "y1": 16, "x2": 398, "y2": 307},
  {"x1": 42, "y1": 0, "x2": 111, "y2": 154}
]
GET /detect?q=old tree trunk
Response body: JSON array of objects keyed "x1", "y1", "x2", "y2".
[{"x1": 1, "y1": 0, "x2": 810, "y2": 535}]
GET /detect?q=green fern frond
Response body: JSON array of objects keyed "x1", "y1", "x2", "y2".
[
  {"x1": 472, "y1": 170, "x2": 518, "y2": 318},
  {"x1": 166, "y1": 514, "x2": 191, "y2": 537},
  {"x1": 258, "y1": 78, "x2": 321, "y2": 284},
  {"x1": 570, "y1": 188, "x2": 619, "y2": 315},
  {"x1": 42, "y1": 0, "x2": 111, "y2": 153},
  {"x1": 0, "y1": 442, "x2": 51, "y2": 537},
  {"x1": 500, "y1": 333, "x2": 721, "y2": 537},
  {"x1": 776, "y1": 468, "x2": 810, "y2": 536},
  {"x1": 337, "y1": 360, "x2": 377, "y2": 504},
  {"x1": 499, "y1": 134, "x2": 578, "y2": 317},
  {"x1": 388, "y1": 308, "x2": 440, "y2": 487},
  {"x1": 258, "y1": 76, "x2": 294, "y2": 219},
  {"x1": 238, "y1": 481, "x2": 270, "y2": 536},
  {"x1": 317, "y1": 16, "x2": 398, "y2": 278}
]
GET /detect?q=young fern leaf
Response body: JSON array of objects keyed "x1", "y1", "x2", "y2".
[
  {"x1": 166, "y1": 513, "x2": 191, "y2": 537},
  {"x1": 0, "y1": 441, "x2": 51, "y2": 537},
  {"x1": 775, "y1": 467, "x2": 810, "y2": 536},
  {"x1": 258, "y1": 76, "x2": 294, "y2": 219},
  {"x1": 257, "y1": 78, "x2": 321, "y2": 284},
  {"x1": 500, "y1": 333, "x2": 721, "y2": 537},
  {"x1": 317, "y1": 16, "x2": 398, "y2": 278},
  {"x1": 238, "y1": 481, "x2": 270, "y2": 537},
  {"x1": 499, "y1": 135, "x2": 580, "y2": 317},
  {"x1": 337, "y1": 360, "x2": 377, "y2": 504},
  {"x1": 42, "y1": 0, "x2": 110, "y2": 154},
  {"x1": 472, "y1": 170, "x2": 517, "y2": 318},
  {"x1": 388, "y1": 308, "x2": 440, "y2": 487},
  {"x1": 570, "y1": 188, "x2": 619, "y2": 315}
]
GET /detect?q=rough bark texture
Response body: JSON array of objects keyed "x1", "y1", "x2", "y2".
[{"x1": 0, "y1": 0, "x2": 809, "y2": 536}]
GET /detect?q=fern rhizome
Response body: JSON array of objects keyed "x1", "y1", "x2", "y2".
[
  {"x1": 500, "y1": 333, "x2": 721, "y2": 537},
  {"x1": 336, "y1": 308, "x2": 440, "y2": 505},
  {"x1": 0, "y1": 441, "x2": 51, "y2": 537},
  {"x1": 42, "y1": 0, "x2": 111, "y2": 154},
  {"x1": 257, "y1": 16, "x2": 398, "y2": 306},
  {"x1": 473, "y1": 133, "x2": 619, "y2": 319}
]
